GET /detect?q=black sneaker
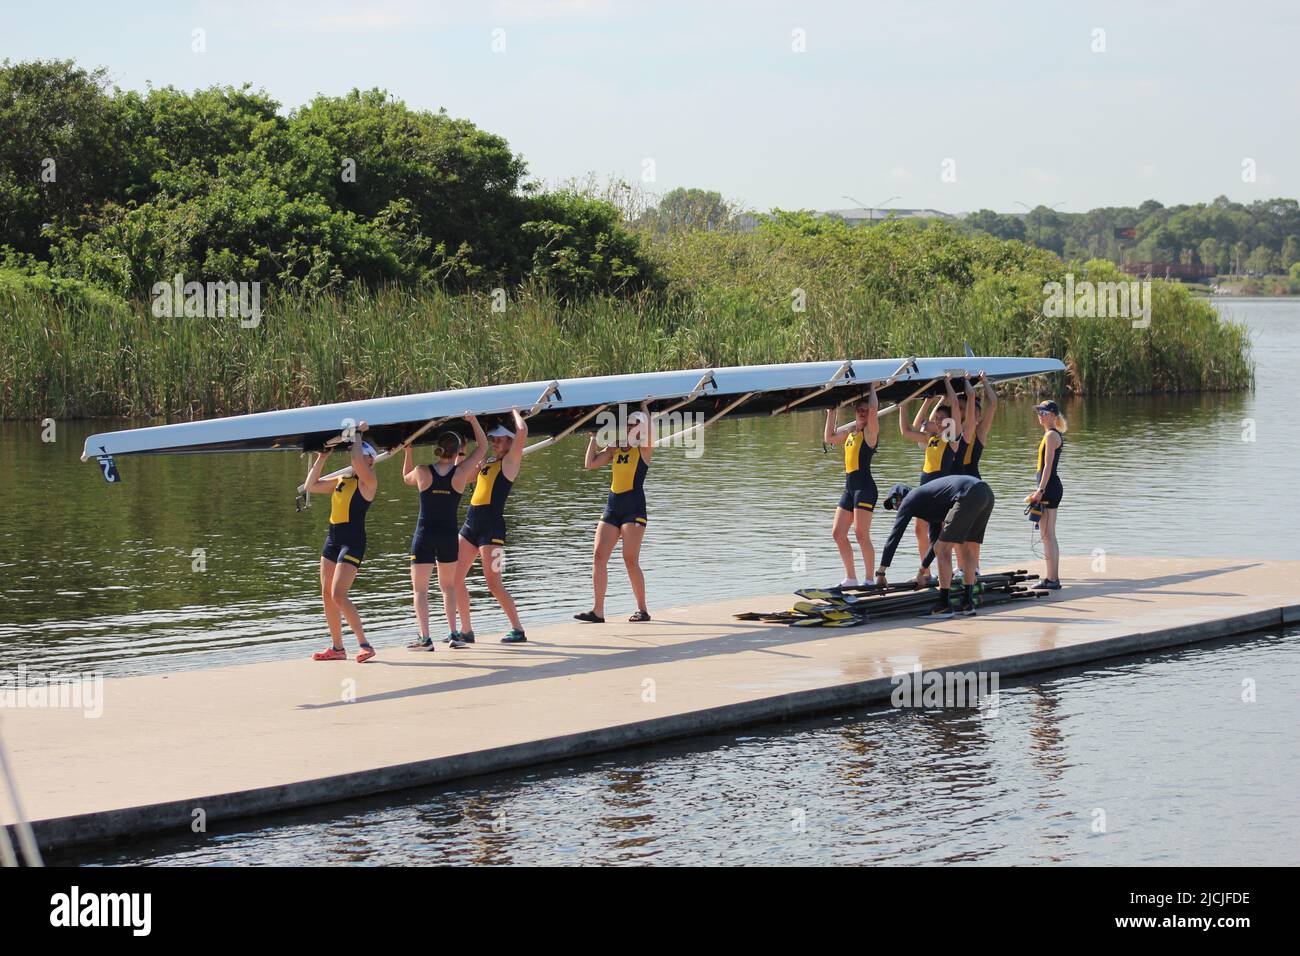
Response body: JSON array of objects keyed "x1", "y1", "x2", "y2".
[
  {"x1": 501, "y1": 629, "x2": 527, "y2": 644},
  {"x1": 958, "y1": 601, "x2": 977, "y2": 616},
  {"x1": 927, "y1": 601, "x2": 955, "y2": 618},
  {"x1": 1035, "y1": 579, "x2": 1062, "y2": 591},
  {"x1": 407, "y1": 635, "x2": 433, "y2": 650},
  {"x1": 449, "y1": 630, "x2": 475, "y2": 649}
]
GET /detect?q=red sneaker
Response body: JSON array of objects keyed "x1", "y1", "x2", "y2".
[{"x1": 313, "y1": 645, "x2": 346, "y2": 661}]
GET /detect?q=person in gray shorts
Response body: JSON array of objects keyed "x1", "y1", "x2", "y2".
[{"x1": 876, "y1": 475, "x2": 995, "y2": 617}]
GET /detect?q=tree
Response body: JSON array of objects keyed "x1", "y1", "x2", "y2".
[
  {"x1": 1281, "y1": 235, "x2": 1300, "y2": 270},
  {"x1": 1245, "y1": 244, "x2": 1276, "y2": 275},
  {"x1": 638, "y1": 187, "x2": 732, "y2": 235},
  {"x1": 0, "y1": 59, "x2": 124, "y2": 256}
]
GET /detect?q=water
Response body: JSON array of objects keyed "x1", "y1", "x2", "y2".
[
  {"x1": 3, "y1": 299, "x2": 1295, "y2": 677},
  {"x1": 7, "y1": 297, "x2": 1299, "y2": 864}
]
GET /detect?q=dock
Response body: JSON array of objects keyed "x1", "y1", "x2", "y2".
[{"x1": 4, "y1": 556, "x2": 1298, "y2": 851}]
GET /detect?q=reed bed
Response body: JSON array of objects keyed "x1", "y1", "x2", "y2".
[{"x1": 0, "y1": 244, "x2": 1254, "y2": 421}]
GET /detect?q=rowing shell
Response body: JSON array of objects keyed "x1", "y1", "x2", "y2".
[{"x1": 80, "y1": 355, "x2": 1065, "y2": 475}]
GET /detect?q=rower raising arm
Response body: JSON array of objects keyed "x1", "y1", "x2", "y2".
[{"x1": 501, "y1": 407, "x2": 527, "y2": 483}]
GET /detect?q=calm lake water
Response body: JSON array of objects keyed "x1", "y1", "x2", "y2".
[{"x1": 7, "y1": 297, "x2": 1299, "y2": 865}]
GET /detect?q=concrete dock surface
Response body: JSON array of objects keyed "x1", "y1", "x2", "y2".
[{"x1": 4, "y1": 556, "x2": 1298, "y2": 850}]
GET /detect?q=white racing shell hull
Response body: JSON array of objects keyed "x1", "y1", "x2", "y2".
[{"x1": 81, "y1": 356, "x2": 1065, "y2": 461}]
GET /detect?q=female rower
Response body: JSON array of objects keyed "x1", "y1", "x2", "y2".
[
  {"x1": 823, "y1": 383, "x2": 879, "y2": 588},
  {"x1": 452, "y1": 407, "x2": 529, "y2": 645},
  {"x1": 1028, "y1": 399, "x2": 1067, "y2": 589},
  {"x1": 403, "y1": 415, "x2": 488, "y2": 650},
  {"x1": 956, "y1": 373, "x2": 998, "y2": 478},
  {"x1": 304, "y1": 423, "x2": 378, "y2": 663},
  {"x1": 575, "y1": 402, "x2": 653, "y2": 623},
  {"x1": 898, "y1": 375, "x2": 962, "y2": 560}
]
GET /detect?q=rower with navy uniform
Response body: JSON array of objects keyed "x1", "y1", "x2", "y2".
[
  {"x1": 955, "y1": 372, "x2": 998, "y2": 478},
  {"x1": 452, "y1": 407, "x2": 529, "y2": 645},
  {"x1": 303, "y1": 421, "x2": 379, "y2": 663},
  {"x1": 575, "y1": 400, "x2": 654, "y2": 624},
  {"x1": 823, "y1": 382, "x2": 879, "y2": 588},
  {"x1": 1027, "y1": 399, "x2": 1067, "y2": 590},
  {"x1": 403, "y1": 414, "x2": 488, "y2": 650}
]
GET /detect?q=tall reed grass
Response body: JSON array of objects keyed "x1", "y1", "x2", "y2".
[{"x1": 0, "y1": 233, "x2": 1254, "y2": 421}]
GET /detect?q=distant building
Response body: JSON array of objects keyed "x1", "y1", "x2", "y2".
[{"x1": 822, "y1": 207, "x2": 955, "y2": 225}]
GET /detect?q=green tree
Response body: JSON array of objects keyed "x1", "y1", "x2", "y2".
[{"x1": 638, "y1": 187, "x2": 732, "y2": 234}]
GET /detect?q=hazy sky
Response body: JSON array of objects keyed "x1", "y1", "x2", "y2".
[{"x1": 6, "y1": 0, "x2": 1296, "y2": 214}]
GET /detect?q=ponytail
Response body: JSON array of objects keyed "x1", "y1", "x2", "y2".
[{"x1": 1054, "y1": 414, "x2": 1069, "y2": 434}]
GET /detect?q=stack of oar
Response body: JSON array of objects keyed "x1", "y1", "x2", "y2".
[{"x1": 735, "y1": 569, "x2": 1045, "y2": 628}]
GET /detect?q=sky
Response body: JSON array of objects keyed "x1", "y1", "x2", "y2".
[{"x1": 5, "y1": 0, "x2": 1297, "y2": 215}]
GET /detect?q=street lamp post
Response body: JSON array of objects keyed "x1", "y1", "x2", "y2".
[
  {"x1": 843, "y1": 194, "x2": 900, "y2": 226},
  {"x1": 1014, "y1": 200, "x2": 1065, "y2": 247}
]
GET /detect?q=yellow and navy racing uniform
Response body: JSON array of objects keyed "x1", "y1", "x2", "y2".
[
  {"x1": 918, "y1": 433, "x2": 958, "y2": 485},
  {"x1": 460, "y1": 459, "x2": 513, "y2": 547},
  {"x1": 322, "y1": 476, "x2": 372, "y2": 567},
  {"x1": 837, "y1": 429, "x2": 878, "y2": 513},
  {"x1": 601, "y1": 446, "x2": 649, "y2": 527},
  {"x1": 955, "y1": 435, "x2": 984, "y2": 478},
  {"x1": 1035, "y1": 429, "x2": 1065, "y2": 509},
  {"x1": 410, "y1": 463, "x2": 463, "y2": 564}
]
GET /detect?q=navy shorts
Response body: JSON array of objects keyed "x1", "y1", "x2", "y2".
[
  {"x1": 838, "y1": 478, "x2": 877, "y2": 513},
  {"x1": 322, "y1": 526, "x2": 365, "y2": 567},
  {"x1": 601, "y1": 491, "x2": 648, "y2": 528},
  {"x1": 1039, "y1": 478, "x2": 1063, "y2": 509},
  {"x1": 411, "y1": 524, "x2": 460, "y2": 564},
  {"x1": 460, "y1": 508, "x2": 507, "y2": 548}
]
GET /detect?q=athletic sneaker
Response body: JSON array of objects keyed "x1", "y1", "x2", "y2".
[
  {"x1": 958, "y1": 601, "x2": 977, "y2": 617},
  {"x1": 313, "y1": 645, "x2": 347, "y2": 661},
  {"x1": 1035, "y1": 579, "x2": 1062, "y2": 591},
  {"x1": 440, "y1": 632, "x2": 457, "y2": 644},
  {"x1": 449, "y1": 630, "x2": 475, "y2": 649},
  {"x1": 501, "y1": 629, "x2": 528, "y2": 644},
  {"x1": 927, "y1": 600, "x2": 955, "y2": 618},
  {"x1": 407, "y1": 635, "x2": 433, "y2": 650},
  {"x1": 839, "y1": 578, "x2": 860, "y2": 589}
]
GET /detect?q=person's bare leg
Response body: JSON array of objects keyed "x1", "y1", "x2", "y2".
[
  {"x1": 481, "y1": 545, "x2": 522, "y2": 632},
  {"x1": 620, "y1": 522, "x2": 648, "y2": 613},
  {"x1": 852, "y1": 509, "x2": 874, "y2": 582},
  {"x1": 453, "y1": 536, "x2": 478, "y2": 634},
  {"x1": 410, "y1": 563, "x2": 433, "y2": 638},
  {"x1": 832, "y1": 508, "x2": 856, "y2": 579},
  {"x1": 435, "y1": 560, "x2": 459, "y2": 636},
  {"x1": 320, "y1": 558, "x2": 343, "y2": 646},
  {"x1": 935, "y1": 542, "x2": 955, "y2": 590},
  {"x1": 591, "y1": 521, "x2": 619, "y2": 617},
  {"x1": 957, "y1": 543, "x2": 978, "y2": 583},
  {"x1": 329, "y1": 562, "x2": 365, "y2": 644},
  {"x1": 1041, "y1": 509, "x2": 1060, "y2": 580}
]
